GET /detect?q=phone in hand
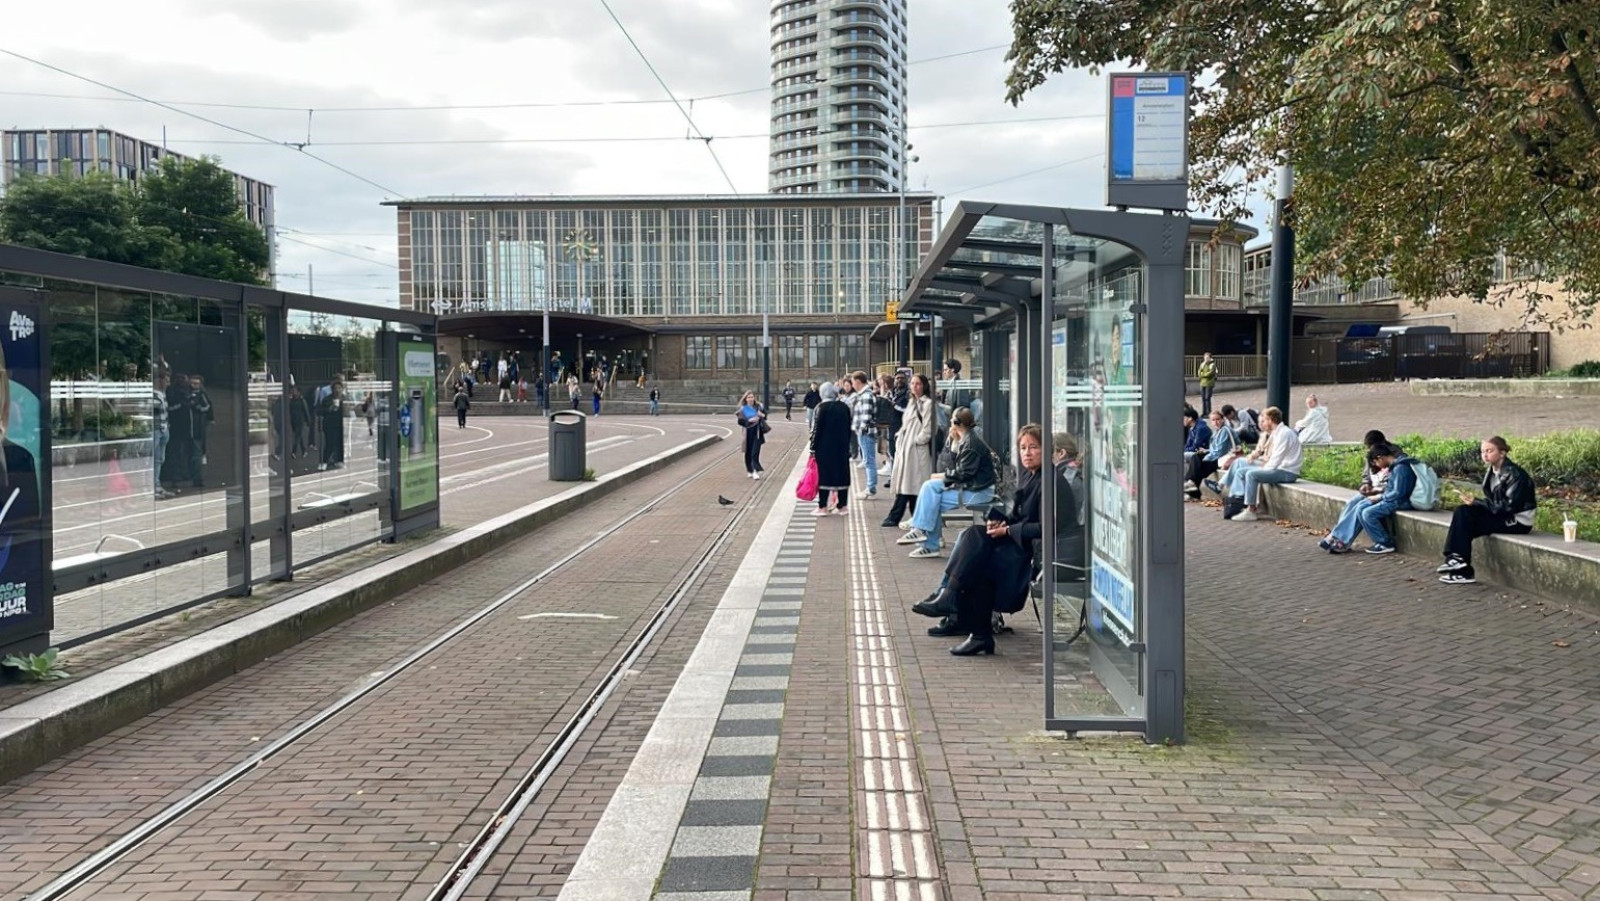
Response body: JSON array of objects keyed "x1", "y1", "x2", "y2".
[{"x1": 986, "y1": 506, "x2": 1007, "y2": 522}]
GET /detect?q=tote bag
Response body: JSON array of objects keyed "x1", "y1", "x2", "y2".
[{"x1": 796, "y1": 456, "x2": 819, "y2": 502}]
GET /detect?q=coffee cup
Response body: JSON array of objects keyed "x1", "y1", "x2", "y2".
[{"x1": 1563, "y1": 519, "x2": 1578, "y2": 542}]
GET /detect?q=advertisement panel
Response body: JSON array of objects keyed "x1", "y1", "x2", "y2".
[
  {"x1": 1086, "y1": 292, "x2": 1140, "y2": 646},
  {"x1": 0, "y1": 296, "x2": 51, "y2": 655},
  {"x1": 398, "y1": 338, "x2": 438, "y2": 513}
]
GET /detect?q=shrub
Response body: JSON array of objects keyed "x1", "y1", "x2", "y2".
[{"x1": 1568, "y1": 360, "x2": 1600, "y2": 378}]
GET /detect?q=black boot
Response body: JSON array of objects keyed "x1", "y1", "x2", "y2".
[
  {"x1": 911, "y1": 585, "x2": 959, "y2": 618},
  {"x1": 950, "y1": 635, "x2": 995, "y2": 656},
  {"x1": 927, "y1": 617, "x2": 964, "y2": 637}
]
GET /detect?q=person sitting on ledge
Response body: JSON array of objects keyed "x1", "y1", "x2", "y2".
[
  {"x1": 1294, "y1": 393, "x2": 1334, "y2": 444},
  {"x1": 1317, "y1": 430, "x2": 1391, "y2": 551},
  {"x1": 1319, "y1": 442, "x2": 1416, "y2": 555},
  {"x1": 1217, "y1": 406, "x2": 1302, "y2": 522},
  {"x1": 1437, "y1": 436, "x2": 1537, "y2": 585},
  {"x1": 1185, "y1": 410, "x2": 1236, "y2": 500}
]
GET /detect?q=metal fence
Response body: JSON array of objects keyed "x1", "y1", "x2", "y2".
[
  {"x1": 1184, "y1": 354, "x2": 1266, "y2": 379},
  {"x1": 1291, "y1": 332, "x2": 1550, "y2": 383}
]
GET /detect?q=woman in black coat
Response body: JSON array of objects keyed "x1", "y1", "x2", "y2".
[
  {"x1": 809, "y1": 382, "x2": 853, "y2": 516},
  {"x1": 912, "y1": 424, "x2": 1074, "y2": 656},
  {"x1": 1438, "y1": 435, "x2": 1537, "y2": 584}
]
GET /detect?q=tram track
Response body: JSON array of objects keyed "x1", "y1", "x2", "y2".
[{"x1": 23, "y1": 434, "x2": 801, "y2": 901}]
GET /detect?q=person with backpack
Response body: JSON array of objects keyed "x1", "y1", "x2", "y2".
[
  {"x1": 1319, "y1": 442, "x2": 1417, "y2": 554},
  {"x1": 1317, "y1": 430, "x2": 1392, "y2": 549},
  {"x1": 1437, "y1": 436, "x2": 1538, "y2": 585}
]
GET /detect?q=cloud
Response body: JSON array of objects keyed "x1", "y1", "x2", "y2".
[{"x1": 173, "y1": 0, "x2": 367, "y2": 41}]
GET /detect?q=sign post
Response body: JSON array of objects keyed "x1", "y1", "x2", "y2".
[
  {"x1": 388, "y1": 332, "x2": 440, "y2": 540},
  {"x1": 1106, "y1": 72, "x2": 1191, "y2": 211}
]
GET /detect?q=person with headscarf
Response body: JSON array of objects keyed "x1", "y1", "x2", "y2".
[{"x1": 809, "y1": 381, "x2": 853, "y2": 516}]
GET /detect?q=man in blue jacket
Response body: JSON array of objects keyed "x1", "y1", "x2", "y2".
[{"x1": 1321, "y1": 443, "x2": 1416, "y2": 555}]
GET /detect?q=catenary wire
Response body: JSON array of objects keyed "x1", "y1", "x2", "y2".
[
  {"x1": 593, "y1": 0, "x2": 739, "y2": 193},
  {"x1": 0, "y1": 46, "x2": 404, "y2": 197}
]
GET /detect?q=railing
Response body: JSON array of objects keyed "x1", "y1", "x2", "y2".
[{"x1": 1183, "y1": 355, "x2": 1266, "y2": 379}]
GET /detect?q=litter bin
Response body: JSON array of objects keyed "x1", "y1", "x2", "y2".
[{"x1": 548, "y1": 410, "x2": 587, "y2": 481}]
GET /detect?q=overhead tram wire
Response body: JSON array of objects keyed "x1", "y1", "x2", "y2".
[
  {"x1": 0, "y1": 47, "x2": 404, "y2": 198},
  {"x1": 0, "y1": 44, "x2": 1012, "y2": 115},
  {"x1": 594, "y1": 0, "x2": 738, "y2": 193}
]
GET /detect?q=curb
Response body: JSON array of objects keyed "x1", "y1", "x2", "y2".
[{"x1": 0, "y1": 434, "x2": 722, "y2": 783}]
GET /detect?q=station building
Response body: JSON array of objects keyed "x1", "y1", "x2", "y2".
[{"x1": 388, "y1": 194, "x2": 1262, "y2": 392}]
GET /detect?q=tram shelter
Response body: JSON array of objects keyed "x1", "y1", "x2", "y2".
[{"x1": 900, "y1": 202, "x2": 1188, "y2": 743}]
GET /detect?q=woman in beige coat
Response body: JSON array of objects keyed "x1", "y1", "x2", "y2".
[{"x1": 882, "y1": 373, "x2": 937, "y2": 528}]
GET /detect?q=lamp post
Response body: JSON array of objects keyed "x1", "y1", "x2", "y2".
[
  {"x1": 541, "y1": 300, "x2": 551, "y2": 415},
  {"x1": 762, "y1": 278, "x2": 772, "y2": 413},
  {"x1": 895, "y1": 120, "x2": 917, "y2": 371}
]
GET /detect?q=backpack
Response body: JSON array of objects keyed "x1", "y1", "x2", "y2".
[
  {"x1": 1407, "y1": 459, "x2": 1441, "y2": 511},
  {"x1": 1237, "y1": 408, "x2": 1261, "y2": 444}
]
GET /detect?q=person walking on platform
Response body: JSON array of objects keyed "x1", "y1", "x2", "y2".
[
  {"x1": 883, "y1": 373, "x2": 936, "y2": 528},
  {"x1": 453, "y1": 385, "x2": 470, "y2": 429},
  {"x1": 591, "y1": 375, "x2": 604, "y2": 416},
  {"x1": 810, "y1": 382, "x2": 852, "y2": 516},
  {"x1": 782, "y1": 383, "x2": 796, "y2": 420},
  {"x1": 737, "y1": 391, "x2": 768, "y2": 479}
]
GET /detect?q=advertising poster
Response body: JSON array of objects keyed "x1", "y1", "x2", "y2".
[
  {"x1": 1086, "y1": 291, "x2": 1139, "y2": 645},
  {"x1": 0, "y1": 298, "x2": 50, "y2": 654},
  {"x1": 397, "y1": 339, "x2": 438, "y2": 513}
]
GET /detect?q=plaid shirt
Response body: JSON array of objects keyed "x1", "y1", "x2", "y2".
[{"x1": 851, "y1": 389, "x2": 876, "y2": 436}]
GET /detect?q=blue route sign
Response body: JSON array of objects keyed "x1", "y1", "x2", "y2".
[{"x1": 1106, "y1": 72, "x2": 1190, "y2": 211}]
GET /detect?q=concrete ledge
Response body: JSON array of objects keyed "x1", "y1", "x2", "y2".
[
  {"x1": 0, "y1": 433, "x2": 722, "y2": 783},
  {"x1": 1410, "y1": 378, "x2": 1600, "y2": 397},
  {"x1": 1255, "y1": 480, "x2": 1600, "y2": 616}
]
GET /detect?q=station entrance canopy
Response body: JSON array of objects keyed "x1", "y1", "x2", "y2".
[{"x1": 900, "y1": 202, "x2": 1189, "y2": 743}]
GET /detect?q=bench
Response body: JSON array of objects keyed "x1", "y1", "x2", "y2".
[{"x1": 1251, "y1": 480, "x2": 1600, "y2": 615}]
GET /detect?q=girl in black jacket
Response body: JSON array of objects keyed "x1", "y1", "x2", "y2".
[{"x1": 1438, "y1": 435, "x2": 1537, "y2": 584}]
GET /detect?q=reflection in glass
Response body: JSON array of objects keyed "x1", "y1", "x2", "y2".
[{"x1": 1049, "y1": 233, "x2": 1147, "y2": 723}]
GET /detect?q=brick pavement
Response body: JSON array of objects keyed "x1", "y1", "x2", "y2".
[
  {"x1": 1191, "y1": 381, "x2": 1574, "y2": 439},
  {"x1": 0, "y1": 428, "x2": 805, "y2": 899},
  {"x1": 858, "y1": 499, "x2": 1600, "y2": 900}
]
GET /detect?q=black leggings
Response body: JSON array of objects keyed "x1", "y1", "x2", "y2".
[
  {"x1": 818, "y1": 488, "x2": 847, "y2": 510},
  {"x1": 1444, "y1": 504, "x2": 1531, "y2": 567}
]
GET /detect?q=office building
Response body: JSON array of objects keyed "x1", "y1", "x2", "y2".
[
  {"x1": 769, "y1": 0, "x2": 910, "y2": 194},
  {"x1": 2, "y1": 127, "x2": 276, "y2": 274}
]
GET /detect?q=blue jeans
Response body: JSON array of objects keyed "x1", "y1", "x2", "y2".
[
  {"x1": 909, "y1": 478, "x2": 995, "y2": 550},
  {"x1": 152, "y1": 429, "x2": 168, "y2": 493},
  {"x1": 1328, "y1": 494, "x2": 1368, "y2": 545},
  {"x1": 1228, "y1": 463, "x2": 1298, "y2": 506},
  {"x1": 1359, "y1": 498, "x2": 1407, "y2": 546},
  {"x1": 858, "y1": 432, "x2": 878, "y2": 494},
  {"x1": 649, "y1": 399, "x2": 659, "y2": 416}
]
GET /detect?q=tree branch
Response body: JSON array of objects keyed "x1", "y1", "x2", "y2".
[{"x1": 1551, "y1": 31, "x2": 1600, "y2": 139}]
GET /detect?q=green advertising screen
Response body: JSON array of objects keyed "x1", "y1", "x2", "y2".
[{"x1": 398, "y1": 339, "x2": 439, "y2": 512}]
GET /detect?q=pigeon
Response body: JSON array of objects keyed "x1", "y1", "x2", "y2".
[{"x1": 717, "y1": 495, "x2": 735, "y2": 506}]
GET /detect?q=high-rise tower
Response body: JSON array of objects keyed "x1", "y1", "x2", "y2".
[{"x1": 768, "y1": 0, "x2": 909, "y2": 194}]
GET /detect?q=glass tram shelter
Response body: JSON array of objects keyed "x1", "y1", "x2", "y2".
[{"x1": 899, "y1": 202, "x2": 1188, "y2": 744}]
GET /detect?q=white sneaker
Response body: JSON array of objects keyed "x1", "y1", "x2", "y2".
[
  {"x1": 896, "y1": 528, "x2": 927, "y2": 545},
  {"x1": 899, "y1": 518, "x2": 913, "y2": 529},
  {"x1": 1232, "y1": 510, "x2": 1259, "y2": 522},
  {"x1": 753, "y1": 472, "x2": 761, "y2": 481},
  {"x1": 856, "y1": 490, "x2": 876, "y2": 499},
  {"x1": 812, "y1": 507, "x2": 831, "y2": 517}
]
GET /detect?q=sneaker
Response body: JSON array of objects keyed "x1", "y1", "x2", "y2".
[
  {"x1": 831, "y1": 507, "x2": 848, "y2": 515},
  {"x1": 909, "y1": 546, "x2": 942, "y2": 559},
  {"x1": 753, "y1": 472, "x2": 761, "y2": 481},
  {"x1": 1437, "y1": 556, "x2": 1469, "y2": 573},
  {"x1": 1231, "y1": 510, "x2": 1259, "y2": 522},
  {"x1": 899, "y1": 518, "x2": 913, "y2": 529},
  {"x1": 1366, "y1": 544, "x2": 1396, "y2": 555},
  {"x1": 1439, "y1": 572, "x2": 1476, "y2": 584},
  {"x1": 897, "y1": 528, "x2": 927, "y2": 545},
  {"x1": 856, "y1": 490, "x2": 876, "y2": 499},
  {"x1": 879, "y1": 519, "x2": 899, "y2": 528},
  {"x1": 1203, "y1": 479, "x2": 1222, "y2": 495},
  {"x1": 812, "y1": 507, "x2": 831, "y2": 517},
  {"x1": 1327, "y1": 541, "x2": 1348, "y2": 555},
  {"x1": 1317, "y1": 537, "x2": 1332, "y2": 551}
]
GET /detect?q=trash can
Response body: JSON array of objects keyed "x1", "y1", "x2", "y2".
[{"x1": 548, "y1": 410, "x2": 587, "y2": 481}]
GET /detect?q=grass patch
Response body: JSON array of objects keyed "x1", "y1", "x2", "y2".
[{"x1": 1299, "y1": 429, "x2": 1600, "y2": 541}]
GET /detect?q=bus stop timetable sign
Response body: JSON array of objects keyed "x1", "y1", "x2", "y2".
[{"x1": 1106, "y1": 72, "x2": 1190, "y2": 212}]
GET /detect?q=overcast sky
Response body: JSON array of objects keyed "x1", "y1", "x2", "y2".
[{"x1": 2, "y1": 0, "x2": 1237, "y2": 306}]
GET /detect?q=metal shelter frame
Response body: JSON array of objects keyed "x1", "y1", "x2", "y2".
[{"x1": 899, "y1": 202, "x2": 1189, "y2": 743}]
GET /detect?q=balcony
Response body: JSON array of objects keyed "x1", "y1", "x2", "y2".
[
  {"x1": 833, "y1": 0, "x2": 892, "y2": 15},
  {"x1": 832, "y1": 30, "x2": 888, "y2": 51},
  {"x1": 771, "y1": 171, "x2": 822, "y2": 191},
  {"x1": 832, "y1": 106, "x2": 888, "y2": 126}
]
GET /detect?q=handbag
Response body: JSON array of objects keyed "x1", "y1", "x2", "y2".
[
  {"x1": 759, "y1": 420, "x2": 772, "y2": 436},
  {"x1": 796, "y1": 456, "x2": 819, "y2": 502}
]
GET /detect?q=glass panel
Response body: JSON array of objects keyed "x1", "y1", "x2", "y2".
[{"x1": 1048, "y1": 229, "x2": 1147, "y2": 724}]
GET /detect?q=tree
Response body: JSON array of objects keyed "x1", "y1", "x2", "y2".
[
  {"x1": 0, "y1": 171, "x2": 176, "y2": 269},
  {"x1": 1005, "y1": 0, "x2": 1600, "y2": 322},
  {"x1": 134, "y1": 156, "x2": 269, "y2": 286}
]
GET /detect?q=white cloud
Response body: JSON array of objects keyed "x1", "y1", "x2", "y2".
[{"x1": 2, "y1": 0, "x2": 1254, "y2": 305}]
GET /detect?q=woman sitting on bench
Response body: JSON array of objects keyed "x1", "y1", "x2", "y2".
[
  {"x1": 911, "y1": 424, "x2": 1074, "y2": 656},
  {"x1": 896, "y1": 406, "x2": 996, "y2": 559}
]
